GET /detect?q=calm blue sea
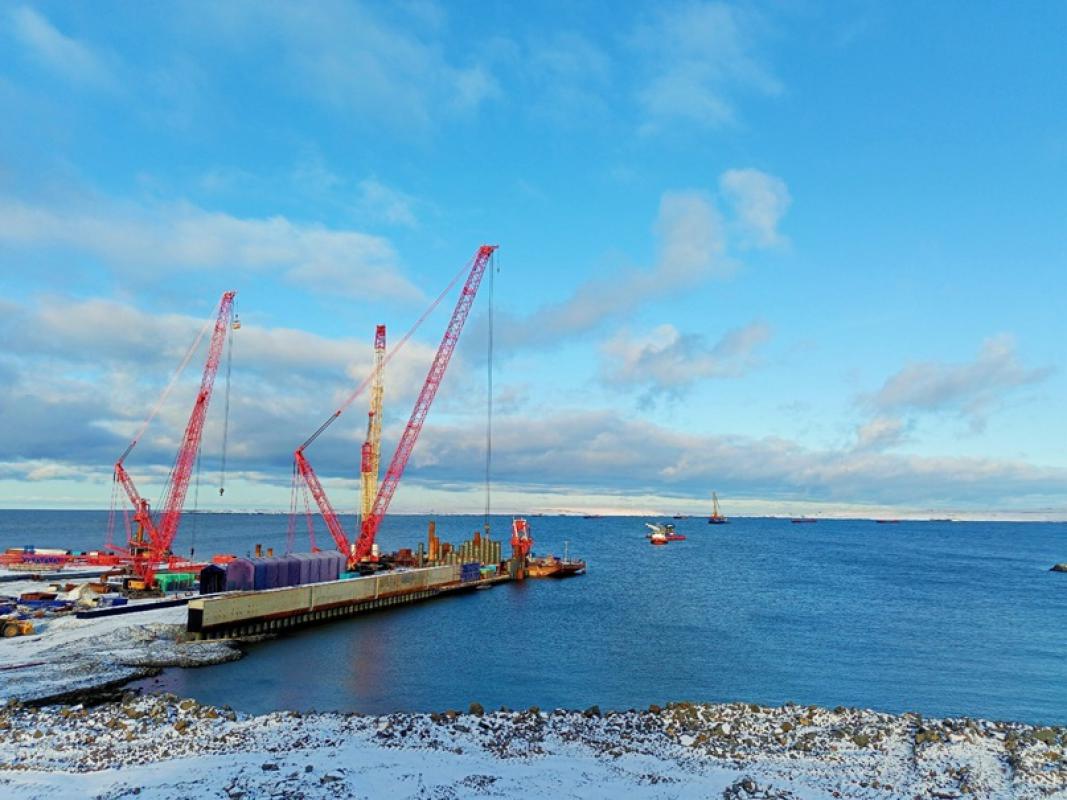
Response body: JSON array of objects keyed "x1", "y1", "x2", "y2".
[{"x1": 2, "y1": 510, "x2": 1065, "y2": 724}]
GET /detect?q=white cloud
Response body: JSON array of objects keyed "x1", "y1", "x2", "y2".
[
  {"x1": 199, "y1": 1, "x2": 499, "y2": 129},
  {"x1": 409, "y1": 410, "x2": 1067, "y2": 509},
  {"x1": 0, "y1": 196, "x2": 422, "y2": 302},
  {"x1": 601, "y1": 320, "x2": 771, "y2": 396},
  {"x1": 3, "y1": 302, "x2": 1065, "y2": 513},
  {"x1": 632, "y1": 1, "x2": 780, "y2": 130},
  {"x1": 9, "y1": 6, "x2": 118, "y2": 90},
  {"x1": 866, "y1": 334, "x2": 1051, "y2": 430},
  {"x1": 493, "y1": 189, "x2": 728, "y2": 350},
  {"x1": 719, "y1": 168, "x2": 791, "y2": 248},
  {"x1": 357, "y1": 178, "x2": 418, "y2": 228},
  {"x1": 854, "y1": 415, "x2": 906, "y2": 451},
  {"x1": 0, "y1": 294, "x2": 448, "y2": 484}
]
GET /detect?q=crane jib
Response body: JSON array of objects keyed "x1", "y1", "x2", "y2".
[{"x1": 354, "y1": 244, "x2": 497, "y2": 560}]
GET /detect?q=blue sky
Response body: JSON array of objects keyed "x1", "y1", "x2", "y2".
[{"x1": 1, "y1": 1, "x2": 1065, "y2": 518}]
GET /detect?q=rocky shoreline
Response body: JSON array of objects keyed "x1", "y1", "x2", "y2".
[{"x1": 1, "y1": 694, "x2": 1064, "y2": 799}]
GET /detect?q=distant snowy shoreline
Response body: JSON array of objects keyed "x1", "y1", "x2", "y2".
[{"x1": 1, "y1": 694, "x2": 1064, "y2": 799}]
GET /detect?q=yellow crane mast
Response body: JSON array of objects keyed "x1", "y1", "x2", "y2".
[{"x1": 360, "y1": 325, "x2": 386, "y2": 524}]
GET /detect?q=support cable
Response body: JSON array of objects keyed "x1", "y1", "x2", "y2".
[
  {"x1": 118, "y1": 314, "x2": 212, "y2": 465},
  {"x1": 298, "y1": 255, "x2": 475, "y2": 452},
  {"x1": 218, "y1": 317, "x2": 235, "y2": 496},
  {"x1": 190, "y1": 444, "x2": 202, "y2": 558},
  {"x1": 484, "y1": 252, "x2": 495, "y2": 536}
]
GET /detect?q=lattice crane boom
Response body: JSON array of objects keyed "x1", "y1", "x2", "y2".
[
  {"x1": 152, "y1": 291, "x2": 236, "y2": 557},
  {"x1": 295, "y1": 449, "x2": 351, "y2": 557},
  {"x1": 112, "y1": 290, "x2": 237, "y2": 586},
  {"x1": 355, "y1": 245, "x2": 496, "y2": 560},
  {"x1": 360, "y1": 325, "x2": 386, "y2": 522}
]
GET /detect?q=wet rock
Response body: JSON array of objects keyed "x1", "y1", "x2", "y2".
[
  {"x1": 722, "y1": 775, "x2": 799, "y2": 799},
  {"x1": 648, "y1": 704, "x2": 662, "y2": 714},
  {"x1": 583, "y1": 705, "x2": 601, "y2": 718},
  {"x1": 468, "y1": 702, "x2": 484, "y2": 716},
  {"x1": 261, "y1": 762, "x2": 278, "y2": 771}
]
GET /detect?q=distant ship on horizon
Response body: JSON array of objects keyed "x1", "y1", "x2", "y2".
[{"x1": 708, "y1": 492, "x2": 728, "y2": 525}]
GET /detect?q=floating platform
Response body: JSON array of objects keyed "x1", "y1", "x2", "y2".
[{"x1": 186, "y1": 564, "x2": 509, "y2": 640}]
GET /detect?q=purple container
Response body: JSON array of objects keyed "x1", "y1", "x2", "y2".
[
  {"x1": 328, "y1": 552, "x2": 344, "y2": 581},
  {"x1": 307, "y1": 554, "x2": 323, "y2": 584},
  {"x1": 225, "y1": 559, "x2": 254, "y2": 591},
  {"x1": 293, "y1": 553, "x2": 312, "y2": 585},
  {"x1": 284, "y1": 556, "x2": 302, "y2": 587},
  {"x1": 252, "y1": 559, "x2": 270, "y2": 591}
]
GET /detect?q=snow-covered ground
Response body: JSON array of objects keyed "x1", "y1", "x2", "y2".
[
  {"x1": 0, "y1": 579, "x2": 240, "y2": 704},
  {"x1": 1, "y1": 695, "x2": 1064, "y2": 799}
]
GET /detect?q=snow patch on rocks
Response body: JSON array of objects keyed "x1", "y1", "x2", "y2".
[
  {"x1": 0, "y1": 608, "x2": 241, "y2": 704},
  {"x1": 0, "y1": 697, "x2": 1064, "y2": 798}
]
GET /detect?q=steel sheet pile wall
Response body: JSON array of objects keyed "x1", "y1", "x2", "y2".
[{"x1": 189, "y1": 563, "x2": 466, "y2": 637}]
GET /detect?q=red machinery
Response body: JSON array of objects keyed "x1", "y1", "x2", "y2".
[
  {"x1": 109, "y1": 290, "x2": 237, "y2": 587},
  {"x1": 293, "y1": 245, "x2": 497, "y2": 566},
  {"x1": 511, "y1": 517, "x2": 533, "y2": 559}
]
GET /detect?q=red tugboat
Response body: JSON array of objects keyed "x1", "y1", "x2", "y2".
[{"x1": 646, "y1": 522, "x2": 686, "y2": 544}]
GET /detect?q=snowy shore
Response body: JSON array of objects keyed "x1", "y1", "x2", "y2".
[
  {"x1": 0, "y1": 580, "x2": 241, "y2": 705},
  {"x1": 1, "y1": 694, "x2": 1065, "y2": 799}
]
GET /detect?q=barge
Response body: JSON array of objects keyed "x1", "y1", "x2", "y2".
[{"x1": 186, "y1": 564, "x2": 509, "y2": 640}]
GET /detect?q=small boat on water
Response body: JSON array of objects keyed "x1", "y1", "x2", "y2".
[
  {"x1": 526, "y1": 557, "x2": 563, "y2": 577},
  {"x1": 708, "y1": 492, "x2": 728, "y2": 525},
  {"x1": 645, "y1": 522, "x2": 685, "y2": 544},
  {"x1": 525, "y1": 534, "x2": 586, "y2": 578}
]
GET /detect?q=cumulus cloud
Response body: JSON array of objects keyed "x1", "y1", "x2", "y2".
[
  {"x1": 865, "y1": 334, "x2": 1051, "y2": 430},
  {"x1": 3, "y1": 309, "x2": 1065, "y2": 512},
  {"x1": 198, "y1": 1, "x2": 499, "y2": 129},
  {"x1": 854, "y1": 416, "x2": 907, "y2": 452},
  {"x1": 0, "y1": 197, "x2": 422, "y2": 302},
  {"x1": 0, "y1": 295, "x2": 447, "y2": 486},
  {"x1": 601, "y1": 320, "x2": 771, "y2": 398},
  {"x1": 631, "y1": 1, "x2": 780, "y2": 130},
  {"x1": 9, "y1": 6, "x2": 118, "y2": 90},
  {"x1": 719, "y1": 168, "x2": 791, "y2": 248},
  {"x1": 357, "y1": 178, "x2": 418, "y2": 228},
  {"x1": 407, "y1": 410, "x2": 1067, "y2": 509},
  {"x1": 491, "y1": 190, "x2": 727, "y2": 350}
]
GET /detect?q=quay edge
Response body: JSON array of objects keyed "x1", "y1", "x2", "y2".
[{"x1": 186, "y1": 564, "x2": 510, "y2": 640}]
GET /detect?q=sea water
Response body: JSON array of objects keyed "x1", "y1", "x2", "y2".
[{"x1": 2, "y1": 511, "x2": 1065, "y2": 723}]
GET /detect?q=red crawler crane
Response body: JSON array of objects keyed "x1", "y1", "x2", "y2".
[
  {"x1": 111, "y1": 291, "x2": 237, "y2": 588},
  {"x1": 293, "y1": 245, "x2": 497, "y2": 566}
]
